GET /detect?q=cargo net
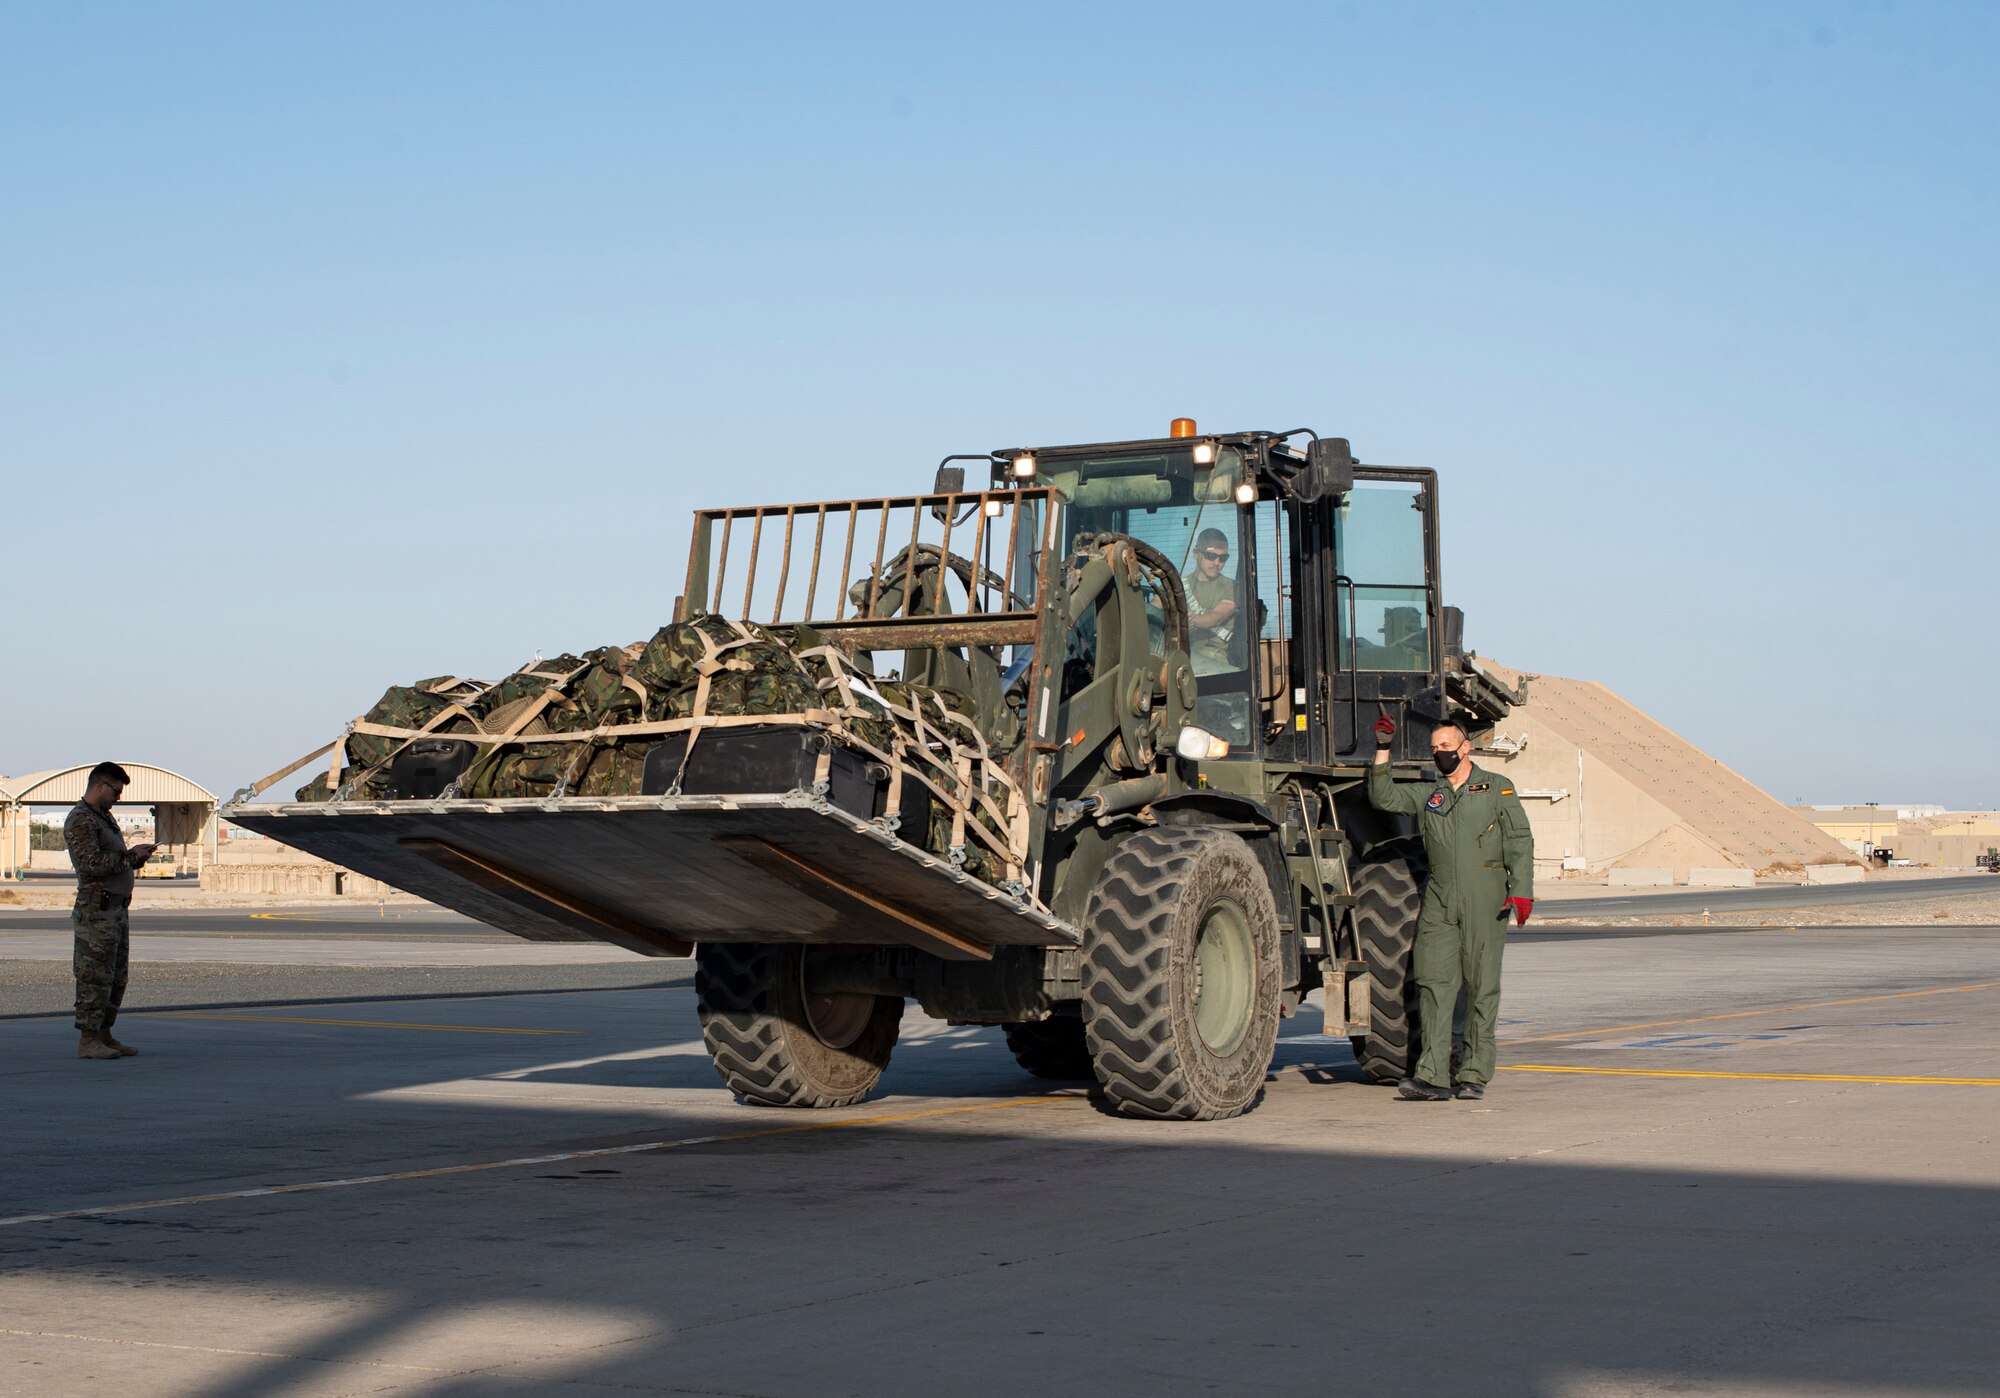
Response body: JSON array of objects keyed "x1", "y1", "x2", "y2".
[{"x1": 291, "y1": 615, "x2": 1030, "y2": 887}]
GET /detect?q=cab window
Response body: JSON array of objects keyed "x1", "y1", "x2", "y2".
[
  {"x1": 1062, "y1": 459, "x2": 1257, "y2": 747},
  {"x1": 1336, "y1": 481, "x2": 1431, "y2": 671}
]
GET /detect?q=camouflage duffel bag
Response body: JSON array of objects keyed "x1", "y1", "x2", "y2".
[
  {"x1": 296, "y1": 675, "x2": 485, "y2": 800},
  {"x1": 543, "y1": 644, "x2": 655, "y2": 797},
  {"x1": 459, "y1": 646, "x2": 645, "y2": 798},
  {"x1": 461, "y1": 742, "x2": 575, "y2": 799},
  {"x1": 631, "y1": 615, "x2": 819, "y2": 720},
  {"x1": 459, "y1": 734, "x2": 656, "y2": 799},
  {"x1": 548, "y1": 644, "x2": 647, "y2": 731},
  {"x1": 464, "y1": 653, "x2": 588, "y2": 731}
]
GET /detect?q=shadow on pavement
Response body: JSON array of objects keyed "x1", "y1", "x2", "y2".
[{"x1": 2, "y1": 1005, "x2": 1994, "y2": 1397}]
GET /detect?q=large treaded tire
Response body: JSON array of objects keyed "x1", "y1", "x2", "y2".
[
  {"x1": 1348, "y1": 836, "x2": 1427, "y2": 1084},
  {"x1": 1002, "y1": 1016, "x2": 1094, "y2": 1080},
  {"x1": 1081, "y1": 828, "x2": 1282, "y2": 1121},
  {"x1": 695, "y1": 943, "x2": 902, "y2": 1108}
]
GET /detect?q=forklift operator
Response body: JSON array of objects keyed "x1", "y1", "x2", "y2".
[{"x1": 1183, "y1": 527, "x2": 1238, "y2": 675}]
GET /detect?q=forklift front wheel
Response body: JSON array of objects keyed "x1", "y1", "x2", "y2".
[{"x1": 1081, "y1": 827, "x2": 1281, "y2": 1121}]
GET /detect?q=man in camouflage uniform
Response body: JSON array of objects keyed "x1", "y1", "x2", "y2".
[
  {"x1": 1182, "y1": 526, "x2": 1240, "y2": 674},
  {"x1": 64, "y1": 762, "x2": 155, "y2": 1060}
]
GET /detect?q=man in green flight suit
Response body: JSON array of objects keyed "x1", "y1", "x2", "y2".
[{"x1": 1367, "y1": 715, "x2": 1534, "y2": 1101}]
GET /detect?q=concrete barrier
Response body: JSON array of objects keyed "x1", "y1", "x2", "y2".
[
  {"x1": 1688, "y1": 867, "x2": 1754, "y2": 887},
  {"x1": 1607, "y1": 867, "x2": 1674, "y2": 887},
  {"x1": 203, "y1": 863, "x2": 403, "y2": 899},
  {"x1": 215, "y1": 841, "x2": 335, "y2": 866},
  {"x1": 1805, "y1": 864, "x2": 1866, "y2": 885}
]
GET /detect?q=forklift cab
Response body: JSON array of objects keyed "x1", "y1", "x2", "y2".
[{"x1": 1028, "y1": 429, "x2": 1446, "y2": 767}]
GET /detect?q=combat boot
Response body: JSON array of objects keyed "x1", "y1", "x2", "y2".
[
  {"x1": 101, "y1": 1032, "x2": 139, "y2": 1057},
  {"x1": 78, "y1": 1032, "x2": 123, "y2": 1060},
  {"x1": 1396, "y1": 1078, "x2": 1452, "y2": 1101}
]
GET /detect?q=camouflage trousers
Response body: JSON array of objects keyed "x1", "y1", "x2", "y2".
[{"x1": 72, "y1": 896, "x2": 131, "y2": 1034}]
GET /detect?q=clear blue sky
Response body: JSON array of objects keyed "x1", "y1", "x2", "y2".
[{"x1": 3, "y1": 2, "x2": 1994, "y2": 808}]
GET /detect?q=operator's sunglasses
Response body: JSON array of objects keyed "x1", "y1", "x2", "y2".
[{"x1": 1199, "y1": 549, "x2": 1228, "y2": 561}]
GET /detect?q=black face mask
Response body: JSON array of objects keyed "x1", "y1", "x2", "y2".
[{"x1": 1432, "y1": 749, "x2": 1464, "y2": 775}]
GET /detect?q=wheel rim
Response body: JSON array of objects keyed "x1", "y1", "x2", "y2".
[
  {"x1": 1192, "y1": 898, "x2": 1256, "y2": 1056},
  {"x1": 800, "y1": 961, "x2": 875, "y2": 1049}
]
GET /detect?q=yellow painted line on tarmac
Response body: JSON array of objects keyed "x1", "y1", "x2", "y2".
[
  {"x1": 247, "y1": 911, "x2": 418, "y2": 923},
  {"x1": 0, "y1": 1096, "x2": 1078, "y2": 1229},
  {"x1": 1536, "y1": 922, "x2": 1805, "y2": 932},
  {"x1": 246, "y1": 911, "x2": 434, "y2": 924},
  {"x1": 160, "y1": 1013, "x2": 578, "y2": 1036},
  {"x1": 1503, "y1": 978, "x2": 2000, "y2": 1047},
  {"x1": 1502, "y1": 1064, "x2": 2000, "y2": 1087}
]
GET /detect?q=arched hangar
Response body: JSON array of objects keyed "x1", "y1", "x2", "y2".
[{"x1": 0, "y1": 763, "x2": 218, "y2": 879}]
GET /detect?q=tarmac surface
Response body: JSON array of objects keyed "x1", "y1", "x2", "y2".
[
  {"x1": 0, "y1": 906, "x2": 486, "y2": 934},
  {"x1": 2, "y1": 909, "x2": 1995, "y2": 1396},
  {"x1": 0, "y1": 909, "x2": 682, "y2": 1018},
  {"x1": 1545, "y1": 872, "x2": 1996, "y2": 918}
]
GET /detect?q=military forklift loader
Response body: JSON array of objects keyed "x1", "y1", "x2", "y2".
[{"x1": 226, "y1": 421, "x2": 1519, "y2": 1120}]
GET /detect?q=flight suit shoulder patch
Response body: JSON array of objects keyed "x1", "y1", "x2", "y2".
[
  {"x1": 1501, "y1": 788, "x2": 1514, "y2": 795},
  {"x1": 1425, "y1": 790, "x2": 1446, "y2": 812}
]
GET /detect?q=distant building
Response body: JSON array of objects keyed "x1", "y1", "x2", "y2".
[
  {"x1": 1795, "y1": 806, "x2": 2000, "y2": 867},
  {"x1": 1, "y1": 763, "x2": 217, "y2": 877}
]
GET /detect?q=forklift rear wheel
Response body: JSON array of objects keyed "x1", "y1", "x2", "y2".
[
  {"x1": 695, "y1": 943, "x2": 901, "y2": 1107},
  {"x1": 1348, "y1": 837, "x2": 1427, "y2": 1084},
  {"x1": 1002, "y1": 1015, "x2": 1094, "y2": 1080}
]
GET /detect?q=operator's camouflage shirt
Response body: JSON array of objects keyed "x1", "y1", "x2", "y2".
[
  {"x1": 63, "y1": 801, "x2": 141, "y2": 902},
  {"x1": 1183, "y1": 570, "x2": 1238, "y2": 669}
]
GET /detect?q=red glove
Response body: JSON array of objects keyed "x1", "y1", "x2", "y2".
[
  {"x1": 1372, "y1": 716, "x2": 1397, "y2": 748},
  {"x1": 1504, "y1": 896, "x2": 1533, "y2": 927}
]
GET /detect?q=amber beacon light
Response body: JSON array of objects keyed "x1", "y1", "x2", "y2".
[{"x1": 1169, "y1": 417, "x2": 1197, "y2": 438}]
